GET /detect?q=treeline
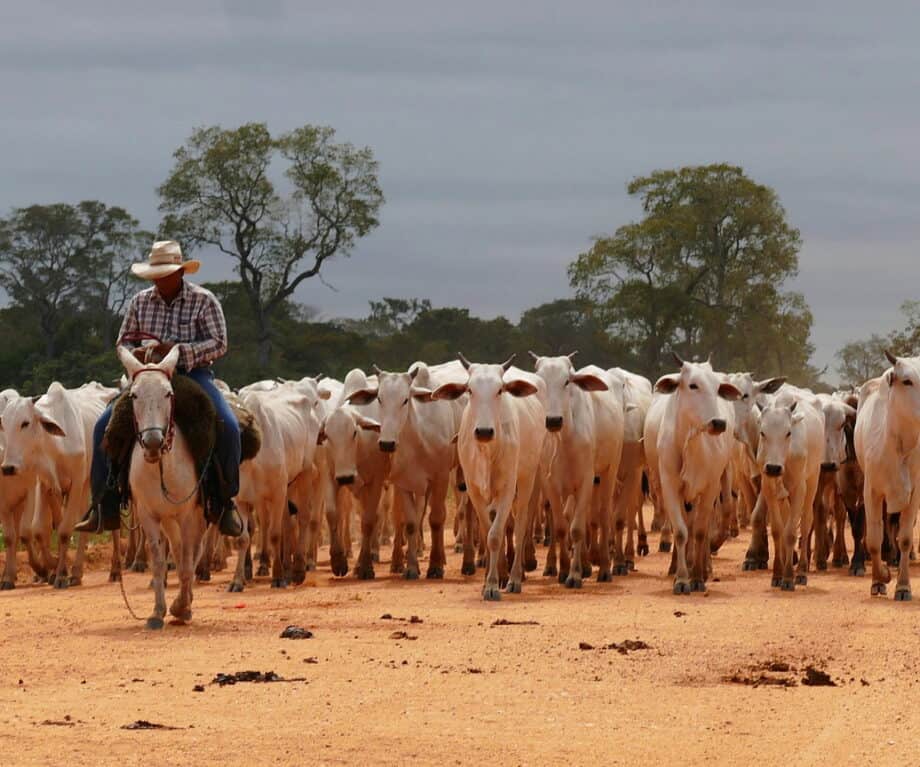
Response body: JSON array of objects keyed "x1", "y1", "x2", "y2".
[{"x1": 0, "y1": 122, "x2": 834, "y2": 391}]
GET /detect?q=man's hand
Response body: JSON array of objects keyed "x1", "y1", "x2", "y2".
[
  {"x1": 132, "y1": 348, "x2": 148, "y2": 362},
  {"x1": 152, "y1": 341, "x2": 175, "y2": 359}
]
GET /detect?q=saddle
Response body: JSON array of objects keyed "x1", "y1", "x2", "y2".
[{"x1": 102, "y1": 377, "x2": 262, "y2": 509}]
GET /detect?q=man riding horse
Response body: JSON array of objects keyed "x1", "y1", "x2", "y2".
[{"x1": 76, "y1": 240, "x2": 243, "y2": 538}]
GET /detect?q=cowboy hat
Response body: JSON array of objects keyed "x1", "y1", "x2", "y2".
[{"x1": 131, "y1": 240, "x2": 201, "y2": 280}]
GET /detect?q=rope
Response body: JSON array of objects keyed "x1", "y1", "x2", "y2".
[
  {"x1": 118, "y1": 569, "x2": 145, "y2": 622},
  {"x1": 158, "y1": 443, "x2": 214, "y2": 506}
]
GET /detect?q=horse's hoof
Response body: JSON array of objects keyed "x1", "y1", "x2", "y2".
[
  {"x1": 596, "y1": 569, "x2": 612, "y2": 583},
  {"x1": 673, "y1": 580, "x2": 691, "y2": 595},
  {"x1": 564, "y1": 575, "x2": 582, "y2": 589},
  {"x1": 794, "y1": 575, "x2": 808, "y2": 586},
  {"x1": 690, "y1": 580, "x2": 706, "y2": 592},
  {"x1": 460, "y1": 562, "x2": 476, "y2": 576},
  {"x1": 146, "y1": 617, "x2": 165, "y2": 630},
  {"x1": 227, "y1": 582, "x2": 244, "y2": 593},
  {"x1": 0, "y1": 580, "x2": 14, "y2": 590},
  {"x1": 506, "y1": 581, "x2": 522, "y2": 594},
  {"x1": 659, "y1": 541, "x2": 672, "y2": 553},
  {"x1": 871, "y1": 583, "x2": 887, "y2": 596},
  {"x1": 895, "y1": 587, "x2": 912, "y2": 602},
  {"x1": 425, "y1": 567, "x2": 444, "y2": 580},
  {"x1": 482, "y1": 586, "x2": 502, "y2": 601}
]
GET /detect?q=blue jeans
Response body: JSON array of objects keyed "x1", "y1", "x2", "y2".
[{"x1": 90, "y1": 368, "x2": 241, "y2": 500}]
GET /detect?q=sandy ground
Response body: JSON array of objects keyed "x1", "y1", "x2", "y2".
[{"x1": 2, "y1": 526, "x2": 920, "y2": 767}]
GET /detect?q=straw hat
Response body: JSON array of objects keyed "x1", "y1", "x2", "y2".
[{"x1": 131, "y1": 240, "x2": 201, "y2": 280}]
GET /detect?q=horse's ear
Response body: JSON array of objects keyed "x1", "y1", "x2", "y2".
[
  {"x1": 118, "y1": 345, "x2": 143, "y2": 379},
  {"x1": 158, "y1": 346, "x2": 182, "y2": 378}
]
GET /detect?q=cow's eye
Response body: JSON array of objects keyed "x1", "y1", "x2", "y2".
[
  {"x1": 353, "y1": 430, "x2": 357, "y2": 438},
  {"x1": 564, "y1": 380, "x2": 570, "y2": 387},
  {"x1": 742, "y1": 393, "x2": 749, "y2": 400},
  {"x1": 903, "y1": 379, "x2": 913, "y2": 386},
  {"x1": 20, "y1": 421, "x2": 29, "y2": 430},
  {"x1": 786, "y1": 432, "x2": 792, "y2": 438},
  {"x1": 760, "y1": 431, "x2": 765, "y2": 438},
  {"x1": 403, "y1": 398, "x2": 409, "y2": 406},
  {"x1": 689, "y1": 383, "x2": 699, "y2": 390}
]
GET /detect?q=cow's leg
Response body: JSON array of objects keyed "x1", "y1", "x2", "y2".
[
  {"x1": 229, "y1": 503, "x2": 252, "y2": 592},
  {"x1": 832, "y1": 494, "x2": 849, "y2": 567},
  {"x1": 611, "y1": 476, "x2": 630, "y2": 576},
  {"x1": 355, "y1": 478, "x2": 385, "y2": 581},
  {"x1": 458, "y1": 495, "x2": 476, "y2": 575},
  {"x1": 196, "y1": 524, "x2": 216, "y2": 583},
  {"x1": 566, "y1": 476, "x2": 594, "y2": 589},
  {"x1": 109, "y1": 529, "x2": 122, "y2": 582},
  {"x1": 482, "y1": 486, "x2": 516, "y2": 601},
  {"x1": 507, "y1": 489, "x2": 533, "y2": 594},
  {"x1": 0, "y1": 504, "x2": 19, "y2": 589},
  {"x1": 399, "y1": 489, "x2": 425, "y2": 580},
  {"x1": 658, "y1": 519, "x2": 673, "y2": 553},
  {"x1": 894, "y1": 501, "x2": 917, "y2": 601},
  {"x1": 636, "y1": 492, "x2": 649, "y2": 557},
  {"x1": 659, "y1": 469, "x2": 691, "y2": 594},
  {"x1": 144, "y1": 519, "x2": 169, "y2": 629},
  {"x1": 327, "y1": 485, "x2": 350, "y2": 577},
  {"x1": 812, "y1": 481, "x2": 830, "y2": 571},
  {"x1": 793, "y1": 481, "x2": 814, "y2": 588},
  {"x1": 848, "y1": 503, "x2": 867, "y2": 576},
  {"x1": 426, "y1": 477, "x2": 449, "y2": 579},
  {"x1": 594, "y1": 472, "x2": 615, "y2": 581},
  {"x1": 690, "y1": 492, "x2": 717, "y2": 591},
  {"x1": 743, "y1": 493, "x2": 769, "y2": 571},
  {"x1": 131, "y1": 525, "x2": 149, "y2": 572},
  {"x1": 256, "y1": 511, "x2": 270, "y2": 576},
  {"x1": 266, "y1": 495, "x2": 289, "y2": 588},
  {"x1": 709, "y1": 470, "x2": 734, "y2": 555},
  {"x1": 390, "y1": 491, "x2": 406, "y2": 574},
  {"x1": 768, "y1": 499, "x2": 784, "y2": 588},
  {"x1": 523, "y1": 482, "x2": 540, "y2": 572}
]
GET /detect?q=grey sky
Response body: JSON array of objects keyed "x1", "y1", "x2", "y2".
[{"x1": 2, "y1": 1, "x2": 919, "y2": 379}]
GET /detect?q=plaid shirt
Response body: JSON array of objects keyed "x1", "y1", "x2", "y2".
[{"x1": 117, "y1": 281, "x2": 228, "y2": 371}]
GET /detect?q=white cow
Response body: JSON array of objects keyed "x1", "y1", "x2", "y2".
[
  {"x1": 856, "y1": 352, "x2": 920, "y2": 601},
  {"x1": 651, "y1": 357, "x2": 741, "y2": 593},
  {"x1": 432, "y1": 355, "x2": 546, "y2": 600},
  {"x1": 755, "y1": 393, "x2": 824, "y2": 590},
  {"x1": 347, "y1": 360, "x2": 465, "y2": 580},
  {"x1": 0, "y1": 382, "x2": 110, "y2": 588},
  {"x1": 529, "y1": 354, "x2": 624, "y2": 586}
]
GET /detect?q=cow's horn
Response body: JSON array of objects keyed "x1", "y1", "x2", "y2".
[
  {"x1": 500, "y1": 354, "x2": 516, "y2": 372},
  {"x1": 567, "y1": 350, "x2": 579, "y2": 360},
  {"x1": 671, "y1": 351, "x2": 686, "y2": 367},
  {"x1": 885, "y1": 349, "x2": 898, "y2": 366},
  {"x1": 528, "y1": 350, "x2": 540, "y2": 363},
  {"x1": 457, "y1": 353, "x2": 472, "y2": 371}
]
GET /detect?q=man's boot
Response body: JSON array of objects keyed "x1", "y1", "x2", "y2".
[
  {"x1": 74, "y1": 482, "x2": 122, "y2": 534},
  {"x1": 217, "y1": 500, "x2": 244, "y2": 538},
  {"x1": 203, "y1": 463, "x2": 243, "y2": 538}
]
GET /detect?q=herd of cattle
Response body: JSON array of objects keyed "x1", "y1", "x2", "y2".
[{"x1": 1, "y1": 348, "x2": 919, "y2": 627}]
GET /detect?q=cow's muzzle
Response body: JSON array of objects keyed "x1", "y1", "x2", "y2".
[
  {"x1": 545, "y1": 416, "x2": 563, "y2": 432},
  {"x1": 1, "y1": 466, "x2": 16, "y2": 477},
  {"x1": 821, "y1": 461, "x2": 838, "y2": 473},
  {"x1": 708, "y1": 418, "x2": 727, "y2": 435},
  {"x1": 378, "y1": 440, "x2": 396, "y2": 453},
  {"x1": 336, "y1": 474, "x2": 356, "y2": 487},
  {"x1": 475, "y1": 427, "x2": 495, "y2": 443},
  {"x1": 764, "y1": 464, "x2": 783, "y2": 478}
]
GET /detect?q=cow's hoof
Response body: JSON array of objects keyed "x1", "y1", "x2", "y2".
[
  {"x1": 771, "y1": 577, "x2": 782, "y2": 588},
  {"x1": 626, "y1": 559, "x2": 636, "y2": 571},
  {"x1": 460, "y1": 562, "x2": 476, "y2": 576},
  {"x1": 506, "y1": 580, "x2": 522, "y2": 594},
  {"x1": 167, "y1": 562, "x2": 176, "y2": 572},
  {"x1": 581, "y1": 564, "x2": 592, "y2": 579},
  {"x1": 68, "y1": 575, "x2": 83, "y2": 587},
  {"x1": 109, "y1": 571, "x2": 122, "y2": 583},
  {"x1": 0, "y1": 580, "x2": 14, "y2": 590},
  {"x1": 871, "y1": 583, "x2": 887, "y2": 596},
  {"x1": 895, "y1": 587, "x2": 912, "y2": 602},
  {"x1": 850, "y1": 565, "x2": 866, "y2": 577},
  {"x1": 169, "y1": 606, "x2": 192, "y2": 623},
  {"x1": 330, "y1": 554, "x2": 350, "y2": 578},
  {"x1": 454, "y1": 544, "x2": 464, "y2": 554},
  {"x1": 355, "y1": 564, "x2": 375, "y2": 581},
  {"x1": 426, "y1": 566, "x2": 444, "y2": 580},
  {"x1": 596, "y1": 569, "x2": 612, "y2": 583},
  {"x1": 371, "y1": 552, "x2": 381, "y2": 564},
  {"x1": 816, "y1": 561, "x2": 827, "y2": 571},
  {"x1": 612, "y1": 564, "x2": 629, "y2": 577},
  {"x1": 227, "y1": 582, "x2": 244, "y2": 593},
  {"x1": 482, "y1": 587, "x2": 501, "y2": 601},
  {"x1": 271, "y1": 578, "x2": 288, "y2": 589},
  {"x1": 690, "y1": 579, "x2": 706, "y2": 592},
  {"x1": 291, "y1": 570, "x2": 306, "y2": 585},
  {"x1": 833, "y1": 556, "x2": 849, "y2": 568},
  {"x1": 146, "y1": 617, "x2": 165, "y2": 630},
  {"x1": 53, "y1": 576, "x2": 69, "y2": 590},
  {"x1": 729, "y1": 527, "x2": 740, "y2": 538},
  {"x1": 543, "y1": 564, "x2": 557, "y2": 577},
  {"x1": 780, "y1": 579, "x2": 795, "y2": 591},
  {"x1": 742, "y1": 559, "x2": 758, "y2": 572},
  {"x1": 475, "y1": 557, "x2": 487, "y2": 568},
  {"x1": 304, "y1": 563, "x2": 316, "y2": 573},
  {"x1": 197, "y1": 571, "x2": 211, "y2": 583},
  {"x1": 659, "y1": 541, "x2": 672, "y2": 553},
  {"x1": 794, "y1": 575, "x2": 808, "y2": 586},
  {"x1": 542, "y1": 535, "x2": 551, "y2": 547},
  {"x1": 638, "y1": 543, "x2": 650, "y2": 557},
  {"x1": 403, "y1": 568, "x2": 420, "y2": 581},
  {"x1": 673, "y1": 580, "x2": 691, "y2": 595},
  {"x1": 130, "y1": 562, "x2": 148, "y2": 573},
  {"x1": 390, "y1": 562, "x2": 404, "y2": 574},
  {"x1": 524, "y1": 557, "x2": 538, "y2": 573},
  {"x1": 564, "y1": 575, "x2": 583, "y2": 589},
  {"x1": 256, "y1": 564, "x2": 270, "y2": 577}
]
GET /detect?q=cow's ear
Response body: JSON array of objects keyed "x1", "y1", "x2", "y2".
[
  {"x1": 887, "y1": 369, "x2": 895, "y2": 386},
  {"x1": 843, "y1": 404, "x2": 857, "y2": 424},
  {"x1": 347, "y1": 388, "x2": 377, "y2": 406},
  {"x1": 756, "y1": 377, "x2": 786, "y2": 395},
  {"x1": 318, "y1": 388, "x2": 332, "y2": 401},
  {"x1": 503, "y1": 379, "x2": 539, "y2": 398},
  {"x1": 654, "y1": 375, "x2": 680, "y2": 394},
  {"x1": 316, "y1": 427, "x2": 327, "y2": 445},
  {"x1": 717, "y1": 382, "x2": 743, "y2": 401},
  {"x1": 410, "y1": 386, "x2": 433, "y2": 402},
  {"x1": 39, "y1": 416, "x2": 66, "y2": 438},
  {"x1": 569, "y1": 372, "x2": 608, "y2": 392},
  {"x1": 431, "y1": 383, "x2": 468, "y2": 401},
  {"x1": 357, "y1": 415, "x2": 381, "y2": 432}
]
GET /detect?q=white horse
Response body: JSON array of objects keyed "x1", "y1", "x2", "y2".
[{"x1": 117, "y1": 346, "x2": 207, "y2": 629}]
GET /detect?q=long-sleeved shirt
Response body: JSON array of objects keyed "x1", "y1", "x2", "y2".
[{"x1": 117, "y1": 281, "x2": 228, "y2": 371}]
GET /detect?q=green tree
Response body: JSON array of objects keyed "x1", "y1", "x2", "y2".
[
  {"x1": 836, "y1": 334, "x2": 889, "y2": 387},
  {"x1": 158, "y1": 122, "x2": 384, "y2": 370},
  {"x1": 568, "y1": 164, "x2": 807, "y2": 379}
]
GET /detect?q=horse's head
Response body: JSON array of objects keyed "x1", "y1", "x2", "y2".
[{"x1": 117, "y1": 346, "x2": 180, "y2": 463}]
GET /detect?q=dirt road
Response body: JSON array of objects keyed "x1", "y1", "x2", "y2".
[{"x1": 1, "y1": 529, "x2": 918, "y2": 766}]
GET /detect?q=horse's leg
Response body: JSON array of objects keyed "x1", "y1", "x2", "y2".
[
  {"x1": 144, "y1": 517, "x2": 168, "y2": 630},
  {"x1": 167, "y1": 515, "x2": 196, "y2": 624}
]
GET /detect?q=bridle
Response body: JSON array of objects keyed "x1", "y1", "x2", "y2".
[{"x1": 130, "y1": 366, "x2": 176, "y2": 455}]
